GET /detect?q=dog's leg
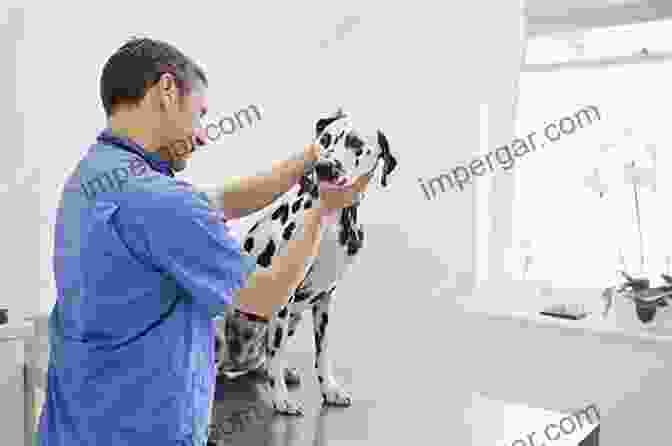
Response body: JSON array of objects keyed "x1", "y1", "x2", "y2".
[
  {"x1": 281, "y1": 312, "x2": 303, "y2": 386},
  {"x1": 313, "y1": 290, "x2": 351, "y2": 407},
  {"x1": 256, "y1": 312, "x2": 302, "y2": 386},
  {"x1": 265, "y1": 305, "x2": 303, "y2": 415}
]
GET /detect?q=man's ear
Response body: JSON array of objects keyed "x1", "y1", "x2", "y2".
[{"x1": 156, "y1": 72, "x2": 180, "y2": 111}]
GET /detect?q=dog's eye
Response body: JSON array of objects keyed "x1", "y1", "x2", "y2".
[
  {"x1": 244, "y1": 330, "x2": 254, "y2": 340},
  {"x1": 345, "y1": 134, "x2": 364, "y2": 150},
  {"x1": 320, "y1": 133, "x2": 332, "y2": 148}
]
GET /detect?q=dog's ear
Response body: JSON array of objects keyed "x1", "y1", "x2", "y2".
[
  {"x1": 315, "y1": 109, "x2": 342, "y2": 138},
  {"x1": 315, "y1": 117, "x2": 335, "y2": 139},
  {"x1": 377, "y1": 130, "x2": 397, "y2": 187},
  {"x1": 315, "y1": 108, "x2": 347, "y2": 139}
]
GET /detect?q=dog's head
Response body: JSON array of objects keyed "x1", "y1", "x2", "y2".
[{"x1": 313, "y1": 108, "x2": 398, "y2": 188}]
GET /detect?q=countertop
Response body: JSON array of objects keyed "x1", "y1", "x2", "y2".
[{"x1": 450, "y1": 281, "x2": 672, "y2": 347}]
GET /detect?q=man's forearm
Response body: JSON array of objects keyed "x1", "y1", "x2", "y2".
[
  {"x1": 210, "y1": 147, "x2": 317, "y2": 219},
  {"x1": 234, "y1": 208, "x2": 324, "y2": 318}
]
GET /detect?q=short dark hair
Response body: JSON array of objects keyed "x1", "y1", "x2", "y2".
[{"x1": 100, "y1": 36, "x2": 208, "y2": 117}]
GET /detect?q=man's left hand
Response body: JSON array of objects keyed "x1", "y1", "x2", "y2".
[{"x1": 303, "y1": 143, "x2": 320, "y2": 165}]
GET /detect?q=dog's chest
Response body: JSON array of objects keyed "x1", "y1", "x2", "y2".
[
  {"x1": 241, "y1": 182, "x2": 318, "y2": 269},
  {"x1": 241, "y1": 181, "x2": 363, "y2": 299}
]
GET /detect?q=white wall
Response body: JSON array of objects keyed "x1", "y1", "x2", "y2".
[
  {"x1": 1, "y1": 6, "x2": 42, "y2": 322},
  {"x1": 10, "y1": 1, "x2": 526, "y2": 320}
]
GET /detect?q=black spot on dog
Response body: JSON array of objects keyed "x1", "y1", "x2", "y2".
[
  {"x1": 304, "y1": 199, "x2": 313, "y2": 209},
  {"x1": 313, "y1": 309, "x2": 328, "y2": 358},
  {"x1": 298, "y1": 175, "x2": 312, "y2": 196},
  {"x1": 272, "y1": 203, "x2": 290, "y2": 225},
  {"x1": 249, "y1": 221, "x2": 260, "y2": 233},
  {"x1": 273, "y1": 327, "x2": 284, "y2": 349},
  {"x1": 338, "y1": 228, "x2": 347, "y2": 246},
  {"x1": 313, "y1": 306, "x2": 329, "y2": 358},
  {"x1": 291, "y1": 198, "x2": 303, "y2": 213},
  {"x1": 345, "y1": 133, "x2": 363, "y2": 150},
  {"x1": 282, "y1": 222, "x2": 296, "y2": 241},
  {"x1": 257, "y1": 240, "x2": 276, "y2": 267},
  {"x1": 333, "y1": 130, "x2": 346, "y2": 147},
  {"x1": 320, "y1": 133, "x2": 332, "y2": 148},
  {"x1": 318, "y1": 376, "x2": 323, "y2": 383},
  {"x1": 319, "y1": 313, "x2": 328, "y2": 333},
  {"x1": 278, "y1": 307, "x2": 288, "y2": 319},
  {"x1": 229, "y1": 338, "x2": 242, "y2": 356},
  {"x1": 309, "y1": 291, "x2": 327, "y2": 305},
  {"x1": 298, "y1": 174, "x2": 320, "y2": 200},
  {"x1": 243, "y1": 237, "x2": 254, "y2": 253},
  {"x1": 293, "y1": 288, "x2": 313, "y2": 303},
  {"x1": 269, "y1": 377, "x2": 275, "y2": 388},
  {"x1": 288, "y1": 329, "x2": 295, "y2": 337},
  {"x1": 315, "y1": 115, "x2": 341, "y2": 137}
]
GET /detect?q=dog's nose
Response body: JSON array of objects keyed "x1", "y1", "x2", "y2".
[{"x1": 315, "y1": 161, "x2": 340, "y2": 180}]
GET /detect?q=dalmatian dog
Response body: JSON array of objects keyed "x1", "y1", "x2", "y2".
[{"x1": 213, "y1": 109, "x2": 397, "y2": 415}]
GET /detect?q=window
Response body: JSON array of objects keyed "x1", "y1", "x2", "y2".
[
  {"x1": 525, "y1": 18, "x2": 672, "y2": 66},
  {"x1": 512, "y1": 20, "x2": 672, "y2": 289}
]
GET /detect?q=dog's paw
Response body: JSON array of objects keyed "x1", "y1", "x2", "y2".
[
  {"x1": 321, "y1": 386, "x2": 352, "y2": 407},
  {"x1": 254, "y1": 366, "x2": 300, "y2": 387},
  {"x1": 271, "y1": 396, "x2": 304, "y2": 416}
]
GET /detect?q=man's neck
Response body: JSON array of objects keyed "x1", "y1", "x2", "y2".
[{"x1": 107, "y1": 113, "x2": 161, "y2": 152}]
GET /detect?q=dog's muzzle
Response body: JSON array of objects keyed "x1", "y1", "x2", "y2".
[{"x1": 314, "y1": 160, "x2": 345, "y2": 183}]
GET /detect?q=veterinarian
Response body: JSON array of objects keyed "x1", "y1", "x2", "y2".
[{"x1": 37, "y1": 37, "x2": 364, "y2": 446}]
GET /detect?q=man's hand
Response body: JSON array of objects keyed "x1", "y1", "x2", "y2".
[
  {"x1": 318, "y1": 184, "x2": 359, "y2": 212},
  {"x1": 318, "y1": 173, "x2": 373, "y2": 212},
  {"x1": 208, "y1": 143, "x2": 322, "y2": 219},
  {"x1": 302, "y1": 143, "x2": 320, "y2": 175}
]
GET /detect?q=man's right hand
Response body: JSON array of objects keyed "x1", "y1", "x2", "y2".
[
  {"x1": 318, "y1": 182, "x2": 361, "y2": 212},
  {"x1": 318, "y1": 171, "x2": 373, "y2": 212}
]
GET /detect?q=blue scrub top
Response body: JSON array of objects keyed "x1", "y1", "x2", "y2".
[{"x1": 37, "y1": 129, "x2": 257, "y2": 446}]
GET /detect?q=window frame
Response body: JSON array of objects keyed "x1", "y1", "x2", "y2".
[{"x1": 473, "y1": 20, "x2": 672, "y2": 294}]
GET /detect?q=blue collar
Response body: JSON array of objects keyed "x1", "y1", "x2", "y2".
[{"x1": 96, "y1": 128, "x2": 175, "y2": 177}]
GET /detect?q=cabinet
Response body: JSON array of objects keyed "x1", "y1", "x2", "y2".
[{"x1": 0, "y1": 322, "x2": 34, "y2": 446}]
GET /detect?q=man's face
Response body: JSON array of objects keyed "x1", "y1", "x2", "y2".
[{"x1": 155, "y1": 75, "x2": 209, "y2": 172}]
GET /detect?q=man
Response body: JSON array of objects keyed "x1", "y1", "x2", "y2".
[{"x1": 37, "y1": 37, "x2": 363, "y2": 446}]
